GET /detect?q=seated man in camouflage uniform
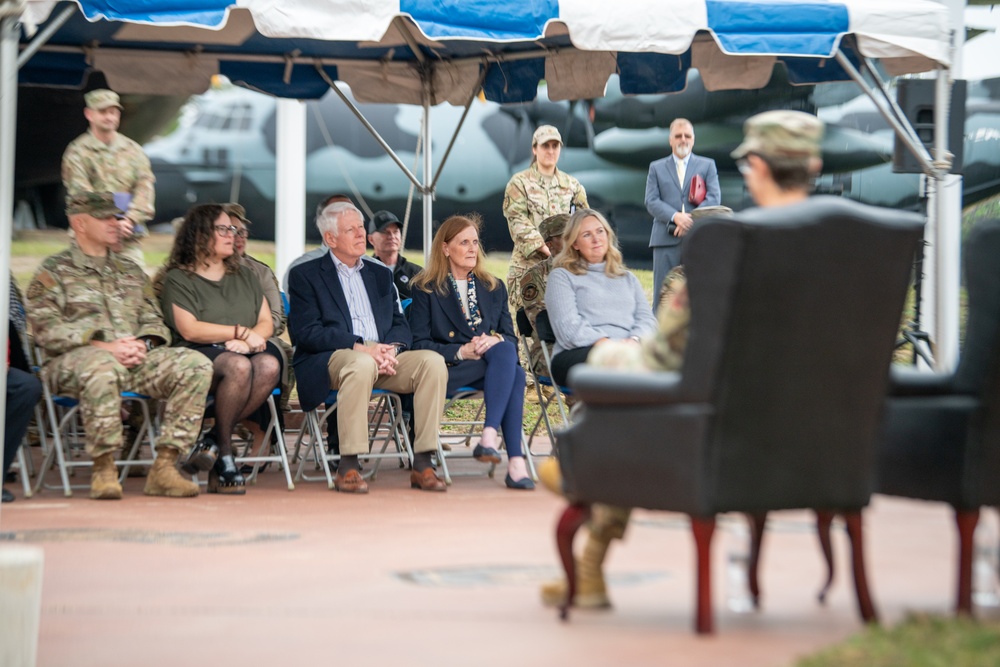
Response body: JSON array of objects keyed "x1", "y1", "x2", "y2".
[
  {"x1": 519, "y1": 213, "x2": 569, "y2": 382},
  {"x1": 541, "y1": 111, "x2": 822, "y2": 610},
  {"x1": 27, "y1": 192, "x2": 214, "y2": 500}
]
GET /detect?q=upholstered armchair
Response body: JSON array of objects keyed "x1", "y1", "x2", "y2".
[
  {"x1": 555, "y1": 197, "x2": 924, "y2": 634},
  {"x1": 875, "y1": 219, "x2": 1000, "y2": 615}
]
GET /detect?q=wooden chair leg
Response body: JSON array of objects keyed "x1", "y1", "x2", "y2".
[
  {"x1": 954, "y1": 507, "x2": 979, "y2": 616},
  {"x1": 815, "y1": 510, "x2": 835, "y2": 604},
  {"x1": 746, "y1": 512, "x2": 767, "y2": 609},
  {"x1": 843, "y1": 511, "x2": 878, "y2": 624},
  {"x1": 690, "y1": 515, "x2": 717, "y2": 635},
  {"x1": 556, "y1": 502, "x2": 591, "y2": 621}
]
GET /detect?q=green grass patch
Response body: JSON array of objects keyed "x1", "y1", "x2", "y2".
[{"x1": 796, "y1": 614, "x2": 1000, "y2": 667}]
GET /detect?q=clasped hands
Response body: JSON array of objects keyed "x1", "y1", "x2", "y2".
[
  {"x1": 459, "y1": 333, "x2": 501, "y2": 361},
  {"x1": 356, "y1": 342, "x2": 400, "y2": 375},
  {"x1": 672, "y1": 211, "x2": 693, "y2": 236},
  {"x1": 93, "y1": 336, "x2": 147, "y2": 368},
  {"x1": 225, "y1": 327, "x2": 267, "y2": 354}
]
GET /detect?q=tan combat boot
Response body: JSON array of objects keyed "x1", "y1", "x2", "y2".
[
  {"x1": 144, "y1": 447, "x2": 200, "y2": 498},
  {"x1": 90, "y1": 452, "x2": 123, "y2": 500},
  {"x1": 540, "y1": 531, "x2": 613, "y2": 609}
]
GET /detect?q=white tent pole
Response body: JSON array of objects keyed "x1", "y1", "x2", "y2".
[
  {"x1": 421, "y1": 71, "x2": 432, "y2": 264},
  {"x1": 274, "y1": 98, "x2": 306, "y2": 289},
  {"x1": 0, "y1": 20, "x2": 44, "y2": 666},
  {"x1": 933, "y1": 0, "x2": 965, "y2": 373},
  {"x1": 0, "y1": 14, "x2": 19, "y2": 525}
]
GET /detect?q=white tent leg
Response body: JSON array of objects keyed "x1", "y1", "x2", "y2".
[
  {"x1": 421, "y1": 74, "x2": 433, "y2": 263},
  {"x1": 275, "y1": 98, "x2": 306, "y2": 288},
  {"x1": 0, "y1": 15, "x2": 19, "y2": 508},
  {"x1": 934, "y1": 172, "x2": 962, "y2": 372}
]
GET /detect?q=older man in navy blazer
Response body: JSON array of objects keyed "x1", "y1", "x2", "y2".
[
  {"x1": 287, "y1": 201, "x2": 448, "y2": 493},
  {"x1": 645, "y1": 118, "x2": 721, "y2": 309}
]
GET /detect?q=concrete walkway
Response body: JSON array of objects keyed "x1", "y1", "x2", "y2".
[{"x1": 1, "y1": 445, "x2": 997, "y2": 667}]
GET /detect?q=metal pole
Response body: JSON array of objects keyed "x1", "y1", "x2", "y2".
[
  {"x1": 421, "y1": 70, "x2": 433, "y2": 263},
  {"x1": 16, "y1": 4, "x2": 72, "y2": 68},
  {"x1": 0, "y1": 14, "x2": 20, "y2": 527},
  {"x1": 274, "y1": 98, "x2": 306, "y2": 289},
  {"x1": 933, "y1": 0, "x2": 966, "y2": 372}
]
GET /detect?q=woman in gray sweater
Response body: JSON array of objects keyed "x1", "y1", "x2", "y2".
[{"x1": 544, "y1": 209, "x2": 657, "y2": 385}]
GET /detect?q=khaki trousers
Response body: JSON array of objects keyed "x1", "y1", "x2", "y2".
[{"x1": 326, "y1": 349, "x2": 447, "y2": 455}]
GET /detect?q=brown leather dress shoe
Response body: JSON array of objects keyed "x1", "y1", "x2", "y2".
[
  {"x1": 334, "y1": 469, "x2": 369, "y2": 494},
  {"x1": 409, "y1": 468, "x2": 446, "y2": 492}
]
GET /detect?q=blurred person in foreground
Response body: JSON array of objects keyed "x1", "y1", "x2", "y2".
[{"x1": 541, "y1": 110, "x2": 826, "y2": 609}]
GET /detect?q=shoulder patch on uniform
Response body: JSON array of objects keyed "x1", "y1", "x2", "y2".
[{"x1": 521, "y1": 283, "x2": 539, "y2": 302}]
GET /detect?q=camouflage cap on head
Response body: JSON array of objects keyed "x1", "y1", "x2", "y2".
[
  {"x1": 532, "y1": 125, "x2": 562, "y2": 146},
  {"x1": 538, "y1": 213, "x2": 570, "y2": 240},
  {"x1": 731, "y1": 110, "x2": 824, "y2": 160},
  {"x1": 223, "y1": 202, "x2": 251, "y2": 225},
  {"x1": 66, "y1": 192, "x2": 125, "y2": 218},
  {"x1": 84, "y1": 89, "x2": 123, "y2": 111}
]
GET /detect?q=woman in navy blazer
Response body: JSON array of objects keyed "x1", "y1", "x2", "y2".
[{"x1": 408, "y1": 215, "x2": 534, "y2": 490}]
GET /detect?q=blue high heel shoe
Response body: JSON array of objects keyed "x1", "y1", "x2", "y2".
[{"x1": 505, "y1": 473, "x2": 535, "y2": 490}]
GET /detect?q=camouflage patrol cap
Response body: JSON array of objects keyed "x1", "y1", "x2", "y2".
[
  {"x1": 532, "y1": 125, "x2": 562, "y2": 146},
  {"x1": 731, "y1": 110, "x2": 824, "y2": 160},
  {"x1": 223, "y1": 202, "x2": 251, "y2": 225},
  {"x1": 66, "y1": 192, "x2": 125, "y2": 218},
  {"x1": 538, "y1": 213, "x2": 570, "y2": 240},
  {"x1": 84, "y1": 89, "x2": 123, "y2": 111}
]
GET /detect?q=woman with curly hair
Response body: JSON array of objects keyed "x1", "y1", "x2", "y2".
[
  {"x1": 408, "y1": 214, "x2": 534, "y2": 489},
  {"x1": 158, "y1": 204, "x2": 280, "y2": 494}
]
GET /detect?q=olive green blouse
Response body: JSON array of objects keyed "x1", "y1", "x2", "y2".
[{"x1": 159, "y1": 266, "x2": 264, "y2": 346}]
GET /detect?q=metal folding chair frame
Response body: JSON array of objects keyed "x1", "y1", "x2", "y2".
[
  {"x1": 228, "y1": 389, "x2": 295, "y2": 490},
  {"x1": 435, "y1": 387, "x2": 537, "y2": 486},
  {"x1": 291, "y1": 389, "x2": 413, "y2": 489},
  {"x1": 33, "y1": 384, "x2": 157, "y2": 497}
]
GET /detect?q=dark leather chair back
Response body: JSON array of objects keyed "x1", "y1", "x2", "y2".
[
  {"x1": 702, "y1": 199, "x2": 923, "y2": 511},
  {"x1": 956, "y1": 220, "x2": 1000, "y2": 504},
  {"x1": 561, "y1": 196, "x2": 924, "y2": 515}
]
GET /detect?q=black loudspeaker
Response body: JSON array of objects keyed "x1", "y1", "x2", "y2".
[{"x1": 893, "y1": 79, "x2": 965, "y2": 174}]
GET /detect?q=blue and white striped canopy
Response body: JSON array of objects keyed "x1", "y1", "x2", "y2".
[{"x1": 21, "y1": 0, "x2": 951, "y2": 103}]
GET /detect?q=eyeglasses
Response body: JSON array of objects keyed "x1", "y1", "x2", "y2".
[
  {"x1": 736, "y1": 158, "x2": 752, "y2": 176},
  {"x1": 234, "y1": 228, "x2": 250, "y2": 239},
  {"x1": 214, "y1": 224, "x2": 238, "y2": 237}
]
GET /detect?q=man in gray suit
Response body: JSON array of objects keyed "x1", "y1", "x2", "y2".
[{"x1": 645, "y1": 118, "x2": 721, "y2": 309}]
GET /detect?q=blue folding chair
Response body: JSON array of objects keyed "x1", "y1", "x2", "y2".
[{"x1": 34, "y1": 383, "x2": 157, "y2": 497}]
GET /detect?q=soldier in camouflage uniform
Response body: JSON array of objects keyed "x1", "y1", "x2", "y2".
[
  {"x1": 540, "y1": 111, "x2": 825, "y2": 610},
  {"x1": 519, "y1": 213, "x2": 569, "y2": 377},
  {"x1": 503, "y1": 125, "x2": 588, "y2": 313},
  {"x1": 27, "y1": 192, "x2": 213, "y2": 500},
  {"x1": 62, "y1": 89, "x2": 155, "y2": 268}
]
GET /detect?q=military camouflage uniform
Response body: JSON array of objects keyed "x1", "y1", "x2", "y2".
[
  {"x1": 26, "y1": 244, "x2": 213, "y2": 458},
  {"x1": 582, "y1": 268, "x2": 691, "y2": 542},
  {"x1": 519, "y1": 256, "x2": 554, "y2": 376},
  {"x1": 502, "y1": 163, "x2": 588, "y2": 311},
  {"x1": 62, "y1": 131, "x2": 155, "y2": 266}
]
